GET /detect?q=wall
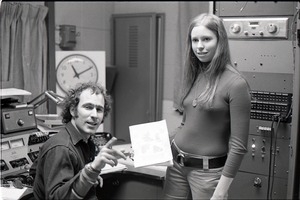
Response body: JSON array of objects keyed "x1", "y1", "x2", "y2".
[
  {"x1": 54, "y1": 2, "x2": 114, "y2": 63},
  {"x1": 54, "y1": 2, "x2": 211, "y2": 133}
]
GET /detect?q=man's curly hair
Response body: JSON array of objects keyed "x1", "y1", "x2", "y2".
[{"x1": 60, "y1": 82, "x2": 112, "y2": 124}]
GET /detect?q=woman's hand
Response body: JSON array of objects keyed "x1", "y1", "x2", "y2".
[{"x1": 210, "y1": 175, "x2": 233, "y2": 200}]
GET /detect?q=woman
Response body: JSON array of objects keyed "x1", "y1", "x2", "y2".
[{"x1": 163, "y1": 13, "x2": 251, "y2": 200}]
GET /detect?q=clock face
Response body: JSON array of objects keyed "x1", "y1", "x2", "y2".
[{"x1": 56, "y1": 54, "x2": 99, "y2": 93}]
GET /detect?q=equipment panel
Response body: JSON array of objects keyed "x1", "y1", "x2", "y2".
[
  {"x1": 220, "y1": 13, "x2": 295, "y2": 199},
  {"x1": 1, "y1": 107, "x2": 37, "y2": 134},
  {"x1": 0, "y1": 130, "x2": 52, "y2": 177},
  {"x1": 223, "y1": 17, "x2": 289, "y2": 39},
  {"x1": 250, "y1": 90, "x2": 292, "y2": 123}
]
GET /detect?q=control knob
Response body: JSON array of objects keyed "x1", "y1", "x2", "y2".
[
  {"x1": 267, "y1": 23, "x2": 278, "y2": 34},
  {"x1": 230, "y1": 24, "x2": 241, "y2": 34},
  {"x1": 17, "y1": 119, "x2": 25, "y2": 126}
]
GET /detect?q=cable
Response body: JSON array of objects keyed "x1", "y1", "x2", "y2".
[
  {"x1": 267, "y1": 115, "x2": 275, "y2": 200},
  {"x1": 283, "y1": 101, "x2": 293, "y2": 122},
  {"x1": 267, "y1": 114, "x2": 281, "y2": 200},
  {"x1": 270, "y1": 116, "x2": 281, "y2": 199}
]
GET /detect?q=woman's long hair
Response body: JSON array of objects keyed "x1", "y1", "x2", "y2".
[{"x1": 179, "y1": 13, "x2": 238, "y2": 109}]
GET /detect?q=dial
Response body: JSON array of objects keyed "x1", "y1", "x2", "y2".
[
  {"x1": 230, "y1": 23, "x2": 241, "y2": 34},
  {"x1": 10, "y1": 138, "x2": 24, "y2": 148},
  {"x1": 267, "y1": 23, "x2": 278, "y2": 34},
  {"x1": 56, "y1": 54, "x2": 99, "y2": 93}
]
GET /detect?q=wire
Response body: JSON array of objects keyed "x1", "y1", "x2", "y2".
[
  {"x1": 270, "y1": 116, "x2": 281, "y2": 199},
  {"x1": 284, "y1": 101, "x2": 293, "y2": 122},
  {"x1": 267, "y1": 114, "x2": 282, "y2": 200},
  {"x1": 267, "y1": 116, "x2": 275, "y2": 200}
]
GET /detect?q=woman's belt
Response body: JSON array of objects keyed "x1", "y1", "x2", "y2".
[{"x1": 171, "y1": 141, "x2": 227, "y2": 170}]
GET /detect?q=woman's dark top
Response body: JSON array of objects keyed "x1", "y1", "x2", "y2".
[{"x1": 174, "y1": 68, "x2": 251, "y2": 178}]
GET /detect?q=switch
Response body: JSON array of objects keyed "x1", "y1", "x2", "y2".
[
  {"x1": 276, "y1": 147, "x2": 280, "y2": 155},
  {"x1": 259, "y1": 31, "x2": 264, "y2": 36},
  {"x1": 28, "y1": 110, "x2": 33, "y2": 115},
  {"x1": 251, "y1": 143, "x2": 256, "y2": 157},
  {"x1": 254, "y1": 177, "x2": 262, "y2": 188},
  {"x1": 261, "y1": 146, "x2": 266, "y2": 159}
]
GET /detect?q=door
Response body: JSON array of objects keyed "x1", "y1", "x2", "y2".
[{"x1": 112, "y1": 13, "x2": 164, "y2": 142}]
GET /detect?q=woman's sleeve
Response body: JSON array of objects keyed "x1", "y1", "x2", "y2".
[{"x1": 222, "y1": 77, "x2": 251, "y2": 178}]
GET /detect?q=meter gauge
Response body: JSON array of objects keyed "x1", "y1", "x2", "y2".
[
  {"x1": 10, "y1": 138, "x2": 25, "y2": 148},
  {"x1": 1, "y1": 141, "x2": 10, "y2": 151}
]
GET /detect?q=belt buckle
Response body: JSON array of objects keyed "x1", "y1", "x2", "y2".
[{"x1": 176, "y1": 153, "x2": 185, "y2": 167}]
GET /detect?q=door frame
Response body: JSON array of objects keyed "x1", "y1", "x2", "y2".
[{"x1": 111, "y1": 13, "x2": 165, "y2": 140}]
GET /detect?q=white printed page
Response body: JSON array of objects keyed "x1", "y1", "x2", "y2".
[{"x1": 129, "y1": 120, "x2": 173, "y2": 168}]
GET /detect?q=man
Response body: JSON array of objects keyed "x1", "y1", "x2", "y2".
[{"x1": 33, "y1": 82, "x2": 126, "y2": 200}]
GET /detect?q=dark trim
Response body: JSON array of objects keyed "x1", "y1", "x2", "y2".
[{"x1": 45, "y1": 2, "x2": 56, "y2": 114}]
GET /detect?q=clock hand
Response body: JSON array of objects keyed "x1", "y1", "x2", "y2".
[
  {"x1": 71, "y1": 65, "x2": 80, "y2": 79},
  {"x1": 76, "y1": 67, "x2": 93, "y2": 77}
]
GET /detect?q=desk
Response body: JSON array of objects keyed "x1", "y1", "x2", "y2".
[
  {"x1": 97, "y1": 143, "x2": 167, "y2": 199},
  {"x1": 0, "y1": 186, "x2": 34, "y2": 200}
]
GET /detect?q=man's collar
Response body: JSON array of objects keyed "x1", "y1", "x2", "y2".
[{"x1": 65, "y1": 122, "x2": 89, "y2": 144}]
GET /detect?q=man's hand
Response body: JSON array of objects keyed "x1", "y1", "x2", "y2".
[{"x1": 91, "y1": 137, "x2": 127, "y2": 170}]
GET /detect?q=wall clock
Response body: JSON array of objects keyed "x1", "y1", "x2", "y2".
[
  {"x1": 56, "y1": 54, "x2": 98, "y2": 93},
  {"x1": 56, "y1": 51, "x2": 105, "y2": 94}
]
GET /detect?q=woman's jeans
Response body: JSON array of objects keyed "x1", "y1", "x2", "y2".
[{"x1": 163, "y1": 157, "x2": 224, "y2": 200}]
